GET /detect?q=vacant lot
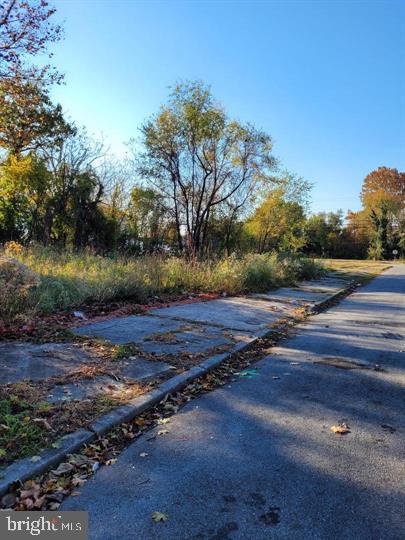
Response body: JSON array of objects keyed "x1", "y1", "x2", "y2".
[{"x1": 0, "y1": 245, "x2": 323, "y2": 324}]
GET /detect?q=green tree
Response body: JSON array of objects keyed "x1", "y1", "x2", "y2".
[
  {"x1": 246, "y1": 187, "x2": 306, "y2": 253},
  {"x1": 0, "y1": 78, "x2": 73, "y2": 155},
  {"x1": 136, "y1": 81, "x2": 276, "y2": 255},
  {"x1": 127, "y1": 187, "x2": 168, "y2": 252}
]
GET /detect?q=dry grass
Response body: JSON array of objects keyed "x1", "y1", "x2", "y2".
[
  {"x1": 319, "y1": 258, "x2": 393, "y2": 280},
  {"x1": 0, "y1": 243, "x2": 324, "y2": 324}
]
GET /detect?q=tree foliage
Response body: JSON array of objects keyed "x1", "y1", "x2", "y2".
[
  {"x1": 137, "y1": 81, "x2": 277, "y2": 255},
  {"x1": 0, "y1": 0, "x2": 62, "y2": 83}
]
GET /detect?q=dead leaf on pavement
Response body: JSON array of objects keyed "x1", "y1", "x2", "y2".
[
  {"x1": 157, "y1": 429, "x2": 169, "y2": 436},
  {"x1": 381, "y1": 424, "x2": 396, "y2": 433},
  {"x1": 157, "y1": 418, "x2": 170, "y2": 425},
  {"x1": 51, "y1": 462, "x2": 74, "y2": 476},
  {"x1": 152, "y1": 511, "x2": 168, "y2": 523},
  {"x1": 330, "y1": 423, "x2": 350, "y2": 435},
  {"x1": 139, "y1": 452, "x2": 148, "y2": 457}
]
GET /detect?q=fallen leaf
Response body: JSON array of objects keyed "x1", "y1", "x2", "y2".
[
  {"x1": 105, "y1": 459, "x2": 117, "y2": 466},
  {"x1": 33, "y1": 496, "x2": 46, "y2": 509},
  {"x1": 381, "y1": 424, "x2": 396, "y2": 433},
  {"x1": 22, "y1": 498, "x2": 34, "y2": 510},
  {"x1": 33, "y1": 418, "x2": 52, "y2": 430},
  {"x1": 51, "y1": 462, "x2": 74, "y2": 476},
  {"x1": 238, "y1": 369, "x2": 259, "y2": 379},
  {"x1": 152, "y1": 511, "x2": 168, "y2": 523},
  {"x1": 139, "y1": 452, "x2": 148, "y2": 458},
  {"x1": 157, "y1": 429, "x2": 169, "y2": 436},
  {"x1": 330, "y1": 423, "x2": 350, "y2": 435},
  {"x1": 31, "y1": 456, "x2": 41, "y2": 463},
  {"x1": 163, "y1": 403, "x2": 178, "y2": 412}
]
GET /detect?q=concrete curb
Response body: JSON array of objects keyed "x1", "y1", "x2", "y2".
[
  {"x1": 0, "y1": 429, "x2": 94, "y2": 496},
  {"x1": 0, "y1": 280, "x2": 353, "y2": 497},
  {"x1": 307, "y1": 286, "x2": 352, "y2": 313}
]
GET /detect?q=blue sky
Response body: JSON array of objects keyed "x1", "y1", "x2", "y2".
[{"x1": 50, "y1": 0, "x2": 404, "y2": 214}]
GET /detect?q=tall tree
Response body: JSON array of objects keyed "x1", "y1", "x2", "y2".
[
  {"x1": 136, "y1": 81, "x2": 276, "y2": 255},
  {"x1": 360, "y1": 167, "x2": 405, "y2": 259},
  {"x1": 361, "y1": 167, "x2": 405, "y2": 212},
  {"x1": 39, "y1": 129, "x2": 105, "y2": 246},
  {"x1": 0, "y1": 0, "x2": 62, "y2": 83},
  {"x1": 0, "y1": 78, "x2": 72, "y2": 154}
]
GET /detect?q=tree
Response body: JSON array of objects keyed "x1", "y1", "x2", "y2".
[
  {"x1": 246, "y1": 187, "x2": 307, "y2": 253},
  {"x1": 127, "y1": 187, "x2": 168, "y2": 252},
  {"x1": 0, "y1": 78, "x2": 73, "y2": 154},
  {"x1": 304, "y1": 211, "x2": 345, "y2": 257},
  {"x1": 136, "y1": 81, "x2": 276, "y2": 255},
  {"x1": 369, "y1": 203, "x2": 389, "y2": 260},
  {"x1": 361, "y1": 167, "x2": 405, "y2": 212},
  {"x1": 38, "y1": 129, "x2": 105, "y2": 246},
  {"x1": 0, "y1": 0, "x2": 62, "y2": 83},
  {"x1": 360, "y1": 167, "x2": 405, "y2": 259}
]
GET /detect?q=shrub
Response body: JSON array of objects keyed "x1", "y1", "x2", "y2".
[{"x1": 0, "y1": 255, "x2": 40, "y2": 323}]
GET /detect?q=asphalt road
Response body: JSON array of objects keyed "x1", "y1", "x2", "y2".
[{"x1": 63, "y1": 265, "x2": 405, "y2": 540}]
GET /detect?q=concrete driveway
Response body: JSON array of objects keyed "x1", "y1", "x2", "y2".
[{"x1": 63, "y1": 265, "x2": 405, "y2": 540}]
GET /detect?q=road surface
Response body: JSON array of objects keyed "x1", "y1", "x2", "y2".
[{"x1": 63, "y1": 265, "x2": 405, "y2": 539}]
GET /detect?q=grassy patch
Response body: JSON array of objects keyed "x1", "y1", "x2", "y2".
[
  {"x1": 0, "y1": 397, "x2": 45, "y2": 461},
  {"x1": 0, "y1": 382, "x2": 121, "y2": 466},
  {"x1": 111, "y1": 344, "x2": 138, "y2": 360},
  {"x1": 319, "y1": 259, "x2": 392, "y2": 282},
  {"x1": 0, "y1": 245, "x2": 324, "y2": 324}
]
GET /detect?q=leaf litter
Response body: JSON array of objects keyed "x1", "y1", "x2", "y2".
[{"x1": 2, "y1": 309, "x2": 316, "y2": 511}]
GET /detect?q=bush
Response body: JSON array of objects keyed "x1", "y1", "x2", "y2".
[{"x1": 0, "y1": 254, "x2": 40, "y2": 323}]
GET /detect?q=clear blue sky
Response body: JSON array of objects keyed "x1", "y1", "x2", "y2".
[{"x1": 50, "y1": 0, "x2": 404, "y2": 214}]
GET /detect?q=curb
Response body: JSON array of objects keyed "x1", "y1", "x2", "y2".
[{"x1": 0, "y1": 281, "x2": 353, "y2": 497}]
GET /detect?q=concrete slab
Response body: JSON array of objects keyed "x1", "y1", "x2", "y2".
[
  {"x1": 252, "y1": 287, "x2": 330, "y2": 305},
  {"x1": 119, "y1": 357, "x2": 173, "y2": 381},
  {"x1": 73, "y1": 315, "x2": 185, "y2": 344},
  {"x1": 296, "y1": 279, "x2": 347, "y2": 293},
  {"x1": 73, "y1": 314, "x2": 238, "y2": 354},
  {"x1": 141, "y1": 326, "x2": 232, "y2": 355},
  {"x1": 46, "y1": 376, "x2": 123, "y2": 403},
  {"x1": 0, "y1": 343, "x2": 93, "y2": 384},
  {"x1": 149, "y1": 297, "x2": 290, "y2": 332}
]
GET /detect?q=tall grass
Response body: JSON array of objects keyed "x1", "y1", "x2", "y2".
[{"x1": 0, "y1": 243, "x2": 323, "y2": 324}]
